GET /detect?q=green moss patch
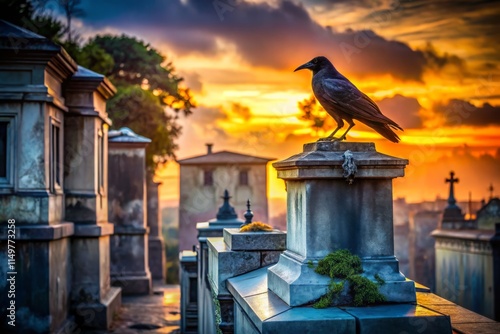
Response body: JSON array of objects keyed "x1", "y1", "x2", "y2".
[{"x1": 312, "y1": 249, "x2": 386, "y2": 308}]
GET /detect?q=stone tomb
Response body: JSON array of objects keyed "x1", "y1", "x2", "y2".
[
  {"x1": 268, "y1": 141, "x2": 416, "y2": 306},
  {"x1": 0, "y1": 21, "x2": 76, "y2": 334},
  {"x1": 195, "y1": 190, "x2": 244, "y2": 334},
  {"x1": 64, "y1": 66, "x2": 121, "y2": 328},
  {"x1": 227, "y1": 141, "x2": 452, "y2": 333},
  {"x1": 147, "y1": 175, "x2": 166, "y2": 280},
  {"x1": 108, "y1": 127, "x2": 152, "y2": 295}
]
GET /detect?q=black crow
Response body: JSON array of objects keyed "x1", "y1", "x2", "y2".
[{"x1": 295, "y1": 56, "x2": 403, "y2": 143}]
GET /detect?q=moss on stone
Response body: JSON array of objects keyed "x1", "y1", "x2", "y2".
[
  {"x1": 347, "y1": 275, "x2": 386, "y2": 306},
  {"x1": 312, "y1": 249, "x2": 386, "y2": 308}
]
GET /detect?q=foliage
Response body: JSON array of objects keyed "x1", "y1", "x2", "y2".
[
  {"x1": 3, "y1": 1, "x2": 196, "y2": 171},
  {"x1": 90, "y1": 35, "x2": 195, "y2": 115},
  {"x1": 315, "y1": 249, "x2": 362, "y2": 279},
  {"x1": 239, "y1": 221, "x2": 274, "y2": 232},
  {"x1": 299, "y1": 94, "x2": 332, "y2": 134},
  {"x1": 85, "y1": 35, "x2": 196, "y2": 170},
  {"x1": 347, "y1": 275, "x2": 386, "y2": 307},
  {"x1": 0, "y1": 0, "x2": 34, "y2": 26},
  {"x1": 74, "y1": 42, "x2": 115, "y2": 74},
  {"x1": 107, "y1": 85, "x2": 182, "y2": 168},
  {"x1": 312, "y1": 249, "x2": 386, "y2": 308}
]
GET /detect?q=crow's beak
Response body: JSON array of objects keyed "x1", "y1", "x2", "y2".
[{"x1": 294, "y1": 61, "x2": 313, "y2": 72}]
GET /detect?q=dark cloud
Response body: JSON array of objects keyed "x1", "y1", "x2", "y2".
[
  {"x1": 419, "y1": 43, "x2": 467, "y2": 77},
  {"x1": 230, "y1": 103, "x2": 251, "y2": 121},
  {"x1": 377, "y1": 94, "x2": 423, "y2": 129},
  {"x1": 80, "y1": 0, "x2": 427, "y2": 81},
  {"x1": 434, "y1": 99, "x2": 500, "y2": 126}
]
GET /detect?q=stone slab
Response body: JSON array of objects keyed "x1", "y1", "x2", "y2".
[
  {"x1": 273, "y1": 141, "x2": 408, "y2": 180},
  {"x1": 452, "y1": 322, "x2": 500, "y2": 334},
  {"x1": 422, "y1": 305, "x2": 496, "y2": 324},
  {"x1": 264, "y1": 307, "x2": 356, "y2": 334},
  {"x1": 74, "y1": 286, "x2": 121, "y2": 329},
  {"x1": 179, "y1": 250, "x2": 197, "y2": 262},
  {"x1": 0, "y1": 222, "x2": 74, "y2": 240},
  {"x1": 228, "y1": 268, "x2": 356, "y2": 334},
  {"x1": 304, "y1": 141, "x2": 376, "y2": 152},
  {"x1": 227, "y1": 266, "x2": 269, "y2": 298},
  {"x1": 224, "y1": 228, "x2": 286, "y2": 251},
  {"x1": 207, "y1": 237, "x2": 261, "y2": 295},
  {"x1": 113, "y1": 226, "x2": 149, "y2": 235},
  {"x1": 73, "y1": 223, "x2": 114, "y2": 237},
  {"x1": 342, "y1": 304, "x2": 452, "y2": 334},
  {"x1": 112, "y1": 275, "x2": 151, "y2": 295},
  {"x1": 416, "y1": 292, "x2": 456, "y2": 306}
]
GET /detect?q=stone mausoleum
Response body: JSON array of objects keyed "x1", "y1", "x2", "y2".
[
  {"x1": 177, "y1": 144, "x2": 274, "y2": 251},
  {"x1": 0, "y1": 20, "x2": 164, "y2": 333}
]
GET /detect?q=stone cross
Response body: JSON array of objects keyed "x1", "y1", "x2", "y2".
[{"x1": 445, "y1": 171, "x2": 459, "y2": 206}]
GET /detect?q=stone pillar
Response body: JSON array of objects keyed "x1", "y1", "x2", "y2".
[
  {"x1": 179, "y1": 250, "x2": 198, "y2": 334},
  {"x1": 196, "y1": 190, "x2": 244, "y2": 334},
  {"x1": 63, "y1": 66, "x2": 121, "y2": 328},
  {"x1": 0, "y1": 21, "x2": 77, "y2": 334},
  {"x1": 268, "y1": 141, "x2": 416, "y2": 306},
  {"x1": 207, "y1": 228, "x2": 286, "y2": 334},
  {"x1": 147, "y1": 174, "x2": 166, "y2": 280},
  {"x1": 108, "y1": 127, "x2": 152, "y2": 294}
]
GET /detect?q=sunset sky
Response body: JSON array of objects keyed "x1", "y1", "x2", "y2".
[{"x1": 75, "y1": 0, "x2": 500, "y2": 214}]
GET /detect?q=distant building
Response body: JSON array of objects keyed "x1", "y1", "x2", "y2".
[
  {"x1": 177, "y1": 144, "x2": 274, "y2": 251},
  {"x1": 433, "y1": 171, "x2": 500, "y2": 321}
]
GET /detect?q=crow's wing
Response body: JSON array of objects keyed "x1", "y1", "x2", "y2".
[{"x1": 317, "y1": 77, "x2": 402, "y2": 129}]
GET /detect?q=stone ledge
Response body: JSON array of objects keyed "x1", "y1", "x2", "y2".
[
  {"x1": 228, "y1": 267, "x2": 455, "y2": 334},
  {"x1": 304, "y1": 141, "x2": 375, "y2": 152},
  {"x1": 223, "y1": 228, "x2": 286, "y2": 251},
  {"x1": 73, "y1": 223, "x2": 114, "y2": 237},
  {"x1": 179, "y1": 250, "x2": 197, "y2": 263},
  {"x1": 113, "y1": 226, "x2": 149, "y2": 234},
  {"x1": 0, "y1": 222, "x2": 74, "y2": 240}
]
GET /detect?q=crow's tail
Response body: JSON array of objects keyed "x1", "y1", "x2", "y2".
[{"x1": 365, "y1": 121, "x2": 401, "y2": 143}]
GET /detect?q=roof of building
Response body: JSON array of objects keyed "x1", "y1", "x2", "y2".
[
  {"x1": 108, "y1": 127, "x2": 151, "y2": 143},
  {"x1": 0, "y1": 19, "x2": 47, "y2": 40},
  {"x1": 177, "y1": 150, "x2": 275, "y2": 165}
]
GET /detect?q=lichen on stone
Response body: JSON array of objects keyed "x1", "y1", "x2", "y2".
[{"x1": 239, "y1": 221, "x2": 273, "y2": 232}]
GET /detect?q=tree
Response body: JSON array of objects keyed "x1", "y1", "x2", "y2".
[
  {"x1": 58, "y1": 0, "x2": 84, "y2": 43},
  {"x1": 1, "y1": 1, "x2": 195, "y2": 171},
  {"x1": 298, "y1": 94, "x2": 332, "y2": 135},
  {"x1": 82, "y1": 35, "x2": 196, "y2": 170},
  {"x1": 0, "y1": 0, "x2": 34, "y2": 26},
  {"x1": 107, "y1": 85, "x2": 182, "y2": 168}
]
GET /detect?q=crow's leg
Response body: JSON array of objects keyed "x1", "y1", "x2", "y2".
[
  {"x1": 319, "y1": 119, "x2": 344, "y2": 141},
  {"x1": 338, "y1": 119, "x2": 355, "y2": 141}
]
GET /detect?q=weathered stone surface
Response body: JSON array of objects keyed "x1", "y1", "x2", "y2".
[
  {"x1": 0, "y1": 223, "x2": 74, "y2": 240},
  {"x1": 223, "y1": 228, "x2": 286, "y2": 251},
  {"x1": 0, "y1": 238, "x2": 72, "y2": 334},
  {"x1": 228, "y1": 268, "x2": 356, "y2": 334},
  {"x1": 342, "y1": 305, "x2": 452, "y2": 334},
  {"x1": 228, "y1": 268, "x2": 456, "y2": 334},
  {"x1": 433, "y1": 228, "x2": 498, "y2": 320},
  {"x1": 268, "y1": 142, "x2": 415, "y2": 306},
  {"x1": 147, "y1": 178, "x2": 166, "y2": 280},
  {"x1": 274, "y1": 141, "x2": 408, "y2": 179},
  {"x1": 196, "y1": 202, "x2": 245, "y2": 334},
  {"x1": 108, "y1": 128, "x2": 152, "y2": 295},
  {"x1": 207, "y1": 237, "x2": 261, "y2": 295}
]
